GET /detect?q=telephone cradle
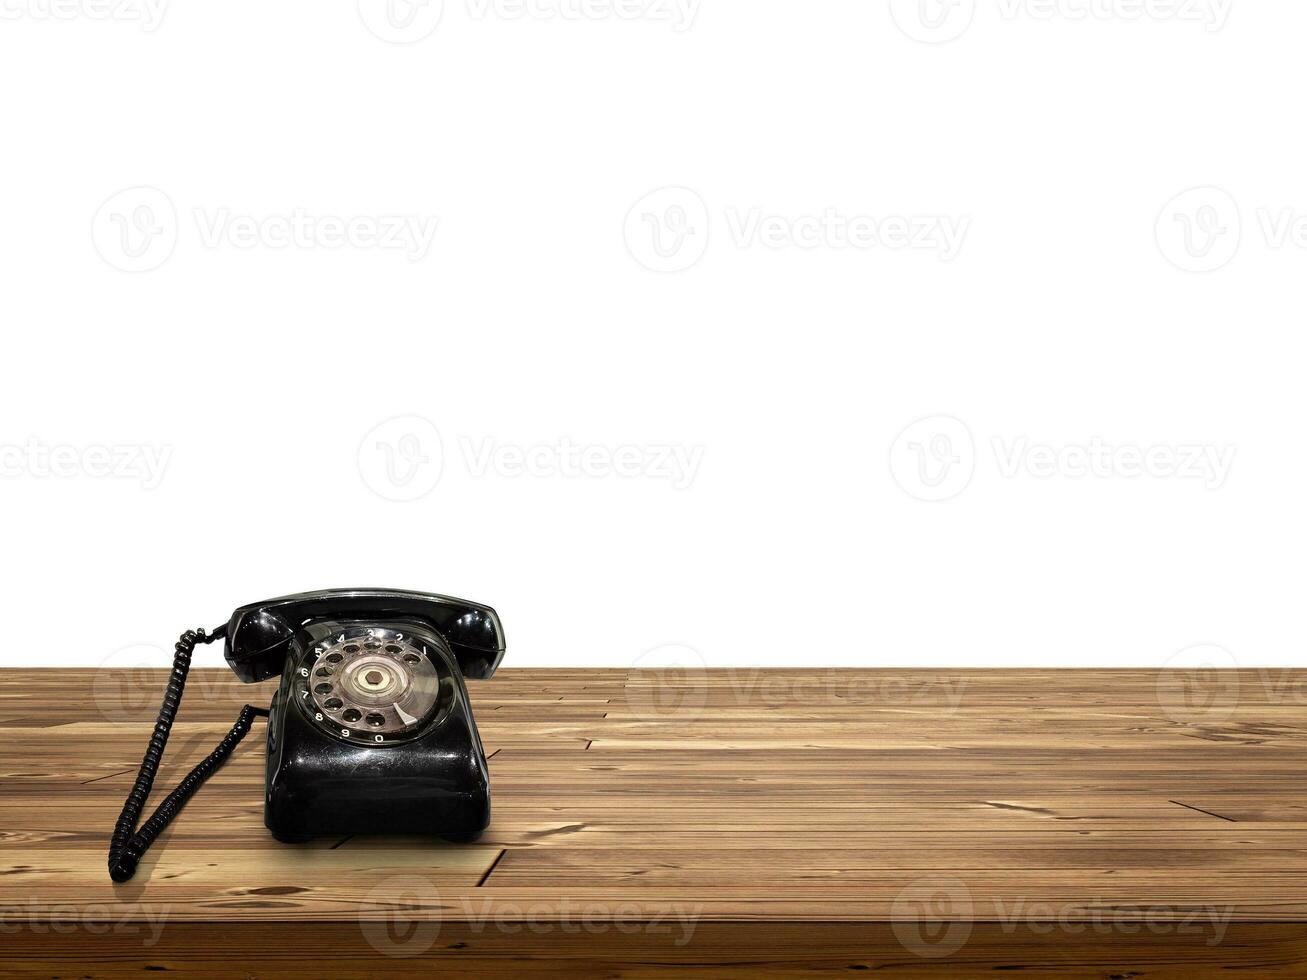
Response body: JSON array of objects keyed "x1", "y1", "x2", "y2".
[{"x1": 107, "y1": 589, "x2": 506, "y2": 881}]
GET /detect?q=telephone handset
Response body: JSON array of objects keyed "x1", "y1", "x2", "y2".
[{"x1": 108, "y1": 588, "x2": 506, "y2": 882}]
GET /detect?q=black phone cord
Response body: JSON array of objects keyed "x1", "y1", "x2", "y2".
[{"x1": 107, "y1": 625, "x2": 268, "y2": 883}]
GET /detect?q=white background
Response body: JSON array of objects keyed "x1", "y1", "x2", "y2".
[{"x1": 1, "y1": 0, "x2": 1302, "y2": 672}]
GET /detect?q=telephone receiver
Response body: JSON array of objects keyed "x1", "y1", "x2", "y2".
[{"x1": 108, "y1": 588, "x2": 506, "y2": 883}]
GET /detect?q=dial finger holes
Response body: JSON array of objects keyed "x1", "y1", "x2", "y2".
[{"x1": 307, "y1": 628, "x2": 439, "y2": 742}]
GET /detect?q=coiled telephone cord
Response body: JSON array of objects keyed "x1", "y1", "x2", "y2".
[{"x1": 107, "y1": 625, "x2": 267, "y2": 883}]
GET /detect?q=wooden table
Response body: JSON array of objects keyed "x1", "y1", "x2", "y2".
[{"x1": 4, "y1": 667, "x2": 1307, "y2": 976}]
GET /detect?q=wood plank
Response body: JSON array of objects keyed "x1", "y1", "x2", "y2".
[{"x1": 3, "y1": 667, "x2": 1307, "y2": 975}]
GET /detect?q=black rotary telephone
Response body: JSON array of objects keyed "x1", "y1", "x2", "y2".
[{"x1": 108, "y1": 588, "x2": 506, "y2": 882}]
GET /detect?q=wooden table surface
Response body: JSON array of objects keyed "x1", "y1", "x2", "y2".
[{"x1": 4, "y1": 666, "x2": 1307, "y2": 977}]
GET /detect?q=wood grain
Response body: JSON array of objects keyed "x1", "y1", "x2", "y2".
[{"x1": 3, "y1": 667, "x2": 1307, "y2": 976}]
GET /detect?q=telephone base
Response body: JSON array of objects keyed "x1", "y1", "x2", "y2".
[
  {"x1": 270, "y1": 830, "x2": 314, "y2": 845},
  {"x1": 262, "y1": 618, "x2": 492, "y2": 844},
  {"x1": 440, "y1": 830, "x2": 483, "y2": 844}
]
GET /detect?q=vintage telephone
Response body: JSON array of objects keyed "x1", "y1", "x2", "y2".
[{"x1": 108, "y1": 589, "x2": 505, "y2": 882}]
